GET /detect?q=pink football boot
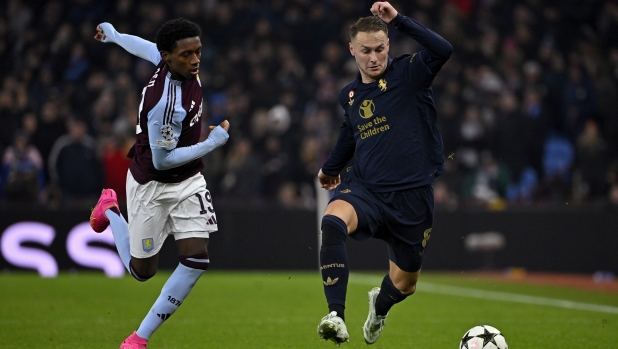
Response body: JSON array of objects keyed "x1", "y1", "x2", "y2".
[
  {"x1": 90, "y1": 189, "x2": 120, "y2": 233},
  {"x1": 119, "y1": 331, "x2": 148, "y2": 349}
]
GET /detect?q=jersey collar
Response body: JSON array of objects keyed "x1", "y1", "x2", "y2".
[{"x1": 166, "y1": 71, "x2": 184, "y2": 86}]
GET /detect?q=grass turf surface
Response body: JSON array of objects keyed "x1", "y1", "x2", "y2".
[{"x1": 1, "y1": 271, "x2": 617, "y2": 348}]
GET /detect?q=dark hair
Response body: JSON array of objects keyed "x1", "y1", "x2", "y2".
[
  {"x1": 155, "y1": 18, "x2": 201, "y2": 52},
  {"x1": 350, "y1": 16, "x2": 388, "y2": 39}
]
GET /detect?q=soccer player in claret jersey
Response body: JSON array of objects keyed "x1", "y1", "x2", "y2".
[
  {"x1": 90, "y1": 19, "x2": 230, "y2": 349},
  {"x1": 316, "y1": 2, "x2": 452, "y2": 345}
]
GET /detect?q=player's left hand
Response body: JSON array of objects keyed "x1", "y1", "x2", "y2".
[
  {"x1": 209, "y1": 119, "x2": 230, "y2": 132},
  {"x1": 370, "y1": 2, "x2": 398, "y2": 23},
  {"x1": 94, "y1": 24, "x2": 106, "y2": 41},
  {"x1": 318, "y1": 169, "x2": 341, "y2": 190}
]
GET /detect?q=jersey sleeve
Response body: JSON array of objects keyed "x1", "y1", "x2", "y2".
[
  {"x1": 99, "y1": 22, "x2": 161, "y2": 65},
  {"x1": 146, "y1": 102, "x2": 181, "y2": 151},
  {"x1": 390, "y1": 14, "x2": 453, "y2": 87},
  {"x1": 321, "y1": 114, "x2": 356, "y2": 176},
  {"x1": 150, "y1": 126, "x2": 229, "y2": 170}
]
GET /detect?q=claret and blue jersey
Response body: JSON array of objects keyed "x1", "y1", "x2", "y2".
[
  {"x1": 322, "y1": 14, "x2": 452, "y2": 192},
  {"x1": 96, "y1": 22, "x2": 230, "y2": 186},
  {"x1": 128, "y1": 59, "x2": 204, "y2": 184}
]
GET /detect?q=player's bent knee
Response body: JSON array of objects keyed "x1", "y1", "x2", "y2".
[
  {"x1": 129, "y1": 262, "x2": 156, "y2": 282},
  {"x1": 179, "y1": 252, "x2": 210, "y2": 270},
  {"x1": 393, "y1": 280, "x2": 417, "y2": 295},
  {"x1": 321, "y1": 215, "x2": 348, "y2": 246}
]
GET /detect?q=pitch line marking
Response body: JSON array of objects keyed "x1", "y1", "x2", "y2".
[{"x1": 350, "y1": 274, "x2": 618, "y2": 314}]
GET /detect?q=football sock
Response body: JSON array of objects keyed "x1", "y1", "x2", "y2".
[
  {"x1": 136, "y1": 263, "x2": 204, "y2": 339},
  {"x1": 105, "y1": 209, "x2": 131, "y2": 272},
  {"x1": 320, "y1": 214, "x2": 349, "y2": 321},
  {"x1": 375, "y1": 274, "x2": 409, "y2": 316}
]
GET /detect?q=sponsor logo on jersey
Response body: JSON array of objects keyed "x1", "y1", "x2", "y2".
[
  {"x1": 378, "y1": 78, "x2": 387, "y2": 91},
  {"x1": 323, "y1": 277, "x2": 339, "y2": 286},
  {"x1": 190, "y1": 103, "x2": 202, "y2": 127},
  {"x1": 142, "y1": 238, "x2": 154, "y2": 252},
  {"x1": 359, "y1": 100, "x2": 375, "y2": 119}
]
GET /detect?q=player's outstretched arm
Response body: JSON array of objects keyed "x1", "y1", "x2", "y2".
[
  {"x1": 371, "y1": 1, "x2": 452, "y2": 72},
  {"x1": 150, "y1": 120, "x2": 230, "y2": 171},
  {"x1": 94, "y1": 23, "x2": 161, "y2": 65},
  {"x1": 370, "y1": 1, "x2": 399, "y2": 23}
]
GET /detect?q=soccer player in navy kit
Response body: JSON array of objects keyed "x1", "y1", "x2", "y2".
[
  {"x1": 316, "y1": 2, "x2": 452, "y2": 345},
  {"x1": 89, "y1": 19, "x2": 229, "y2": 349}
]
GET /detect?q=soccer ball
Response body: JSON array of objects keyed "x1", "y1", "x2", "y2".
[{"x1": 459, "y1": 325, "x2": 508, "y2": 349}]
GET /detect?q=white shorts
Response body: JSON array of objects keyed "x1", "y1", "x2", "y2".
[{"x1": 126, "y1": 170, "x2": 218, "y2": 258}]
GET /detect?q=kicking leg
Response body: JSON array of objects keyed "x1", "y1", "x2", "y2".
[
  {"x1": 106, "y1": 209, "x2": 160, "y2": 282},
  {"x1": 380, "y1": 261, "x2": 419, "y2": 313},
  {"x1": 363, "y1": 261, "x2": 419, "y2": 344},
  {"x1": 133, "y1": 238, "x2": 209, "y2": 341},
  {"x1": 90, "y1": 189, "x2": 133, "y2": 273}
]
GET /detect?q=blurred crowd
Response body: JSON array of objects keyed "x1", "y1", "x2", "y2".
[{"x1": 1, "y1": 0, "x2": 617, "y2": 210}]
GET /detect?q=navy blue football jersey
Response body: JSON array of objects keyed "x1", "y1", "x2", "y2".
[{"x1": 322, "y1": 14, "x2": 452, "y2": 192}]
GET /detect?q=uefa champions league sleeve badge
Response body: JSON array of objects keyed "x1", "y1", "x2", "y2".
[{"x1": 160, "y1": 124, "x2": 174, "y2": 141}]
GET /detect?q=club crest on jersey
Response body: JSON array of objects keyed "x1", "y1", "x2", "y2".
[
  {"x1": 160, "y1": 125, "x2": 174, "y2": 141},
  {"x1": 359, "y1": 100, "x2": 375, "y2": 119},
  {"x1": 142, "y1": 238, "x2": 154, "y2": 252},
  {"x1": 378, "y1": 79, "x2": 387, "y2": 92}
]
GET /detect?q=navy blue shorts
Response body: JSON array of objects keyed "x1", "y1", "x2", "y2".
[{"x1": 329, "y1": 176, "x2": 434, "y2": 272}]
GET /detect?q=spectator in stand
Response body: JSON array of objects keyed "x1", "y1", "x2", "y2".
[
  {"x1": 575, "y1": 120, "x2": 608, "y2": 201},
  {"x1": 101, "y1": 134, "x2": 133, "y2": 201},
  {"x1": 0, "y1": 130, "x2": 45, "y2": 204},
  {"x1": 462, "y1": 150, "x2": 512, "y2": 207},
  {"x1": 48, "y1": 117, "x2": 102, "y2": 206},
  {"x1": 540, "y1": 131, "x2": 574, "y2": 201}
]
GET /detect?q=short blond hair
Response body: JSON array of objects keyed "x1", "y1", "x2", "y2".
[{"x1": 350, "y1": 16, "x2": 388, "y2": 39}]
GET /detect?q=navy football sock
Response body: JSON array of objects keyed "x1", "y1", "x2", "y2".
[
  {"x1": 375, "y1": 274, "x2": 409, "y2": 316},
  {"x1": 320, "y1": 214, "x2": 349, "y2": 321}
]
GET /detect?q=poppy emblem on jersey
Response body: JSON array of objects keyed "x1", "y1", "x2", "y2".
[
  {"x1": 348, "y1": 90, "x2": 355, "y2": 106},
  {"x1": 359, "y1": 100, "x2": 375, "y2": 119},
  {"x1": 142, "y1": 238, "x2": 154, "y2": 252},
  {"x1": 160, "y1": 125, "x2": 174, "y2": 141}
]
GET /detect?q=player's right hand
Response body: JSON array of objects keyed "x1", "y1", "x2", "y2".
[
  {"x1": 94, "y1": 24, "x2": 106, "y2": 41},
  {"x1": 370, "y1": 2, "x2": 398, "y2": 23},
  {"x1": 318, "y1": 169, "x2": 340, "y2": 190}
]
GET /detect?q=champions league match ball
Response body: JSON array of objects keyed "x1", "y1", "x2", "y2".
[{"x1": 459, "y1": 325, "x2": 508, "y2": 349}]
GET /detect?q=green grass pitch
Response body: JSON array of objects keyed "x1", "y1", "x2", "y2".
[{"x1": 1, "y1": 271, "x2": 617, "y2": 348}]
